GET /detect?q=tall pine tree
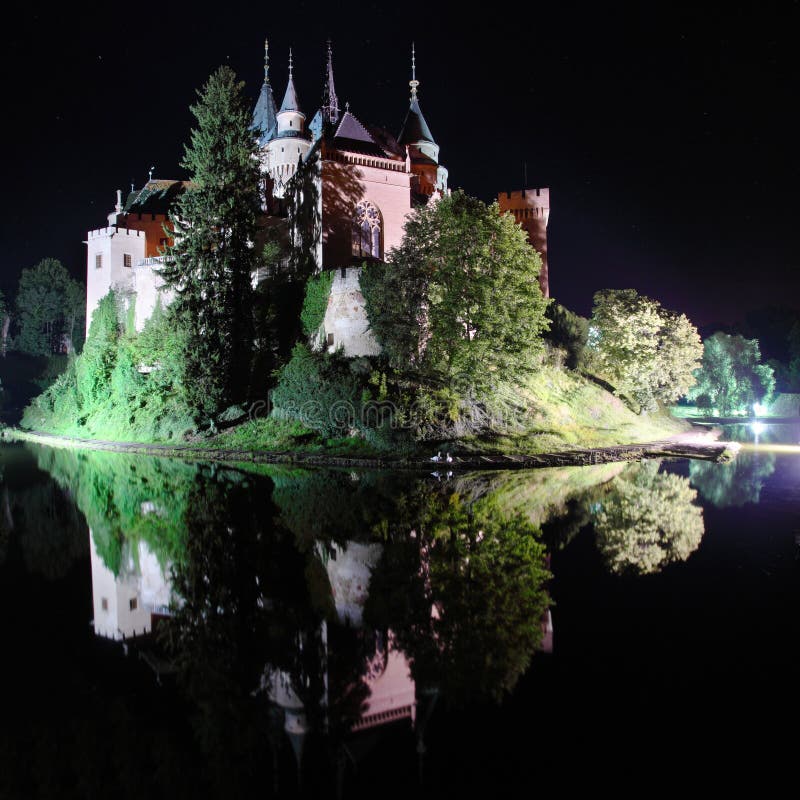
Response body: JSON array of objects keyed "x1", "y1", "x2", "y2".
[{"x1": 162, "y1": 66, "x2": 261, "y2": 419}]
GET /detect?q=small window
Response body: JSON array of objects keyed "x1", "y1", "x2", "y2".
[
  {"x1": 101, "y1": 597, "x2": 108, "y2": 611},
  {"x1": 95, "y1": 254, "x2": 103, "y2": 269},
  {"x1": 123, "y1": 253, "x2": 132, "y2": 268},
  {"x1": 289, "y1": 120, "x2": 293, "y2": 127},
  {"x1": 327, "y1": 333, "x2": 335, "y2": 346},
  {"x1": 340, "y1": 266, "x2": 347, "y2": 279},
  {"x1": 129, "y1": 597, "x2": 138, "y2": 611}
]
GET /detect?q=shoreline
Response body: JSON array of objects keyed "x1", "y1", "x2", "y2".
[{"x1": 1, "y1": 427, "x2": 738, "y2": 471}]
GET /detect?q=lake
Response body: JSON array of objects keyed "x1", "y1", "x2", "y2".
[{"x1": 1, "y1": 424, "x2": 798, "y2": 797}]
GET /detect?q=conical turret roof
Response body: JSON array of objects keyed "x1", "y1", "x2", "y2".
[
  {"x1": 252, "y1": 39, "x2": 278, "y2": 143},
  {"x1": 279, "y1": 49, "x2": 302, "y2": 114},
  {"x1": 398, "y1": 98, "x2": 435, "y2": 146},
  {"x1": 397, "y1": 44, "x2": 436, "y2": 146}
]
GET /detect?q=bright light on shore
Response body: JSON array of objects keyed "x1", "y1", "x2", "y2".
[{"x1": 753, "y1": 402, "x2": 767, "y2": 416}]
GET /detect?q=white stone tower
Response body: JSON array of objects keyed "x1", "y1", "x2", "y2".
[{"x1": 265, "y1": 49, "x2": 313, "y2": 198}]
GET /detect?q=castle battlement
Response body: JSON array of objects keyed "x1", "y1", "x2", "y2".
[
  {"x1": 501, "y1": 188, "x2": 550, "y2": 205},
  {"x1": 87, "y1": 226, "x2": 146, "y2": 240}
]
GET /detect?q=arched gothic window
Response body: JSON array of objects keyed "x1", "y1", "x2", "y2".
[{"x1": 351, "y1": 201, "x2": 382, "y2": 259}]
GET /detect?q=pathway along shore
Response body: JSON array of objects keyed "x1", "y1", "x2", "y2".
[{"x1": 2, "y1": 428, "x2": 738, "y2": 471}]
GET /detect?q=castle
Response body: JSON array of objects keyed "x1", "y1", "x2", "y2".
[{"x1": 85, "y1": 40, "x2": 550, "y2": 355}]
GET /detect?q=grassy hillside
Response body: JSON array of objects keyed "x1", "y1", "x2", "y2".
[
  {"x1": 202, "y1": 364, "x2": 688, "y2": 457},
  {"x1": 459, "y1": 364, "x2": 689, "y2": 454}
]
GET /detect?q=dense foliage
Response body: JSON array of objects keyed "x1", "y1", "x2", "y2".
[
  {"x1": 587, "y1": 289, "x2": 703, "y2": 412},
  {"x1": 362, "y1": 190, "x2": 549, "y2": 394},
  {"x1": 689, "y1": 332, "x2": 775, "y2": 414},
  {"x1": 300, "y1": 270, "x2": 334, "y2": 340},
  {"x1": 270, "y1": 343, "x2": 369, "y2": 439},
  {"x1": 22, "y1": 291, "x2": 194, "y2": 441},
  {"x1": 14, "y1": 258, "x2": 85, "y2": 355},
  {"x1": 544, "y1": 301, "x2": 588, "y2": 369},
  {"x1": 593, "y1": 460, "x2": 705, "y2": 575},
  {"x1": 160, "y1": 66, "x2": 262, "y2": 419}
]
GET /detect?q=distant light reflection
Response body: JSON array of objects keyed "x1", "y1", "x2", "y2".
[{"x1": 751, "y1": 421, "x2": 766, "y2": 438}]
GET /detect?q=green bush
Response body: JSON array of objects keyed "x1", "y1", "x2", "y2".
[
  {"x1": 271, "y1": 343, "x2": 365, "y2": 438},
  {"x1": 21, "y1": 290, "x2": 195, "y2": 442},
  {"x1": 544, "y1": 302, "x2": 588, "y2": 370},
  {"x1": 300, "y1": 270, "x2": 334, "y2": 340}
]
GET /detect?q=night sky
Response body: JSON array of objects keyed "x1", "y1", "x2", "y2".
[{"x1": 2, "y1": 3, "x2": 797, "y2": 325}]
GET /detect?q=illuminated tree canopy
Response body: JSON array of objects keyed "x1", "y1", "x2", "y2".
[
  {"x1": 362, "y1": 190, "x2": 549, "y2": 394},
  {"x1": 587, "y1": 289, "x2": 703, "y2": 413},
  {"x1": 689, "y1": 332, "x2": 775, "y2": 415}
]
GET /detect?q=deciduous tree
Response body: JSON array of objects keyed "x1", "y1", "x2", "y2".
[
  {"x1": 14, "y1": 258, "x2": 85, "y2": 355},
  {"x1": 587, "y1": 289, "x2": 703, "y2": 412},
  {"x1": 362, "y1": 190, "x2": 549, "y2": 394},
  {"x1": 689, "y1": 332, "x2": 775, "y2": 414}
]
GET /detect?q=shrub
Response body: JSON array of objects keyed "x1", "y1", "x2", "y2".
[
  {"x1": 544, "y1": 302, "x2": 588, "y2": 370},
  {"x1": 271, "y1": 343, "x2": 365, "y2": 438},
  {"x1": 300, "y1": 270, "x2": 334, "y2": 340}
]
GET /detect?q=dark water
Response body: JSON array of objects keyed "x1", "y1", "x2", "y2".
[{"x1": 0, "y1": 425, "x2": 798, "y2": 797}]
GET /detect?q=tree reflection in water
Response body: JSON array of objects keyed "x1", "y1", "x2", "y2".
[
  {"x1": 0, "y1": 451, "x2": 87, "y2": 577},
  {"x1": 689, "y1": 451, "x2": 776, "y2": 508},
  {"x1": 592, "y1": 460, "x2": 705, "y2": 575},
  {"x1": 21, "y1": 446, "x2": 719, "y2": 795}
]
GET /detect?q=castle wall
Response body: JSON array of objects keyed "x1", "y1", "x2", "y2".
[
  {"x1": 498, "y1": 188, "x2": 550, "y2": 297},
  {"x1": 85, "y1": 227, "x2": 146, "y2": 335},
  {"x1": 322, "y1": 267, "x2": 381, "y2": 356},
  {"x1": 121, "y1": 212, "x2": 172, "y2": 258},
  {"x1": 90, "y1": 530, "x2": 152, "y2": 640},
  {"x1": 321, "y1": 158, "x2": 411, "y2": 267},
  {"x1": 133, "y1": 261, "x2": 175, "y2": 332}
]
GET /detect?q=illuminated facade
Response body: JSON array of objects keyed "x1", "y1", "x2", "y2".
[{"x1": 84, "y1": 40, "x2": 549, "y2": 353}]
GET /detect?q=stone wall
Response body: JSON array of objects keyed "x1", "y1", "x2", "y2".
[{"x1": 321, "y1": 266, "x2": 380, "y2": 356}]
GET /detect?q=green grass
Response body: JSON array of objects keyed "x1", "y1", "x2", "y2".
[
  {"x1": 454, "y1": 364, "x2": 688, "y2": 454},
  {"x1": 198, "y1": 417, "x2": 384, "y2": 457},
  {"x1": 17, "y1": 356, "x2": 690, "y2": 458}
]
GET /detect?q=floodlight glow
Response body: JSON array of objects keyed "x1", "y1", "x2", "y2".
[
  {"x1": 753, "y1": 402, "x2": 767, "y2": 416},
  {"x1": 750, "y1": 421, "x2": 766, "y2": 436}
]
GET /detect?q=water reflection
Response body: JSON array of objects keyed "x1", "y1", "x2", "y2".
[
  {"x1": 690, "y1": 452, "x2": 776, "y2": 508},
  {"x1": 5, "y1": 444, "x2": 721, "y2": 794},
  {"x1": 591, "y1": 461, "x2": 705, "y2": 575}
]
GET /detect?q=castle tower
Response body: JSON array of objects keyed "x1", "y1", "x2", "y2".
[
  {"x1": 497, "y1": 188, "x2": 551, "y2": 297},
  {"x1": 397, "y1": 44, "x2": 448, "y2": 196},
  {"x1": 265, "y1": 49, "x2": 312, "y2": 198}
]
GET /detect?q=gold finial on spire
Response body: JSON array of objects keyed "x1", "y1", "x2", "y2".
[
  {"x1": 409, "y1": 42, "x2": 419, "y2": 102},
  {"x1": 264, "y1": 38, "x2": 270, "y2": 83},
  {"x1": 288, "y1": 47, "x2": 294, "y2": 78}
]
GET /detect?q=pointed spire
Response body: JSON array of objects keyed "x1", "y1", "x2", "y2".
[
  {"x1": 252, "y1": 36, "x2": 278, "y2": 142},
  {"x1": 280, "y1": 47, "x2": 302, "y2": 113},
  {"x1": 398, "y1": 43, "x2": 436, "y2": 148},
  {"x1": 409, "y1": 42, "x2": 419, "y2": 102},
  {"x1": 321, "y1": 38, "x2": 340, "y2": 126}
]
